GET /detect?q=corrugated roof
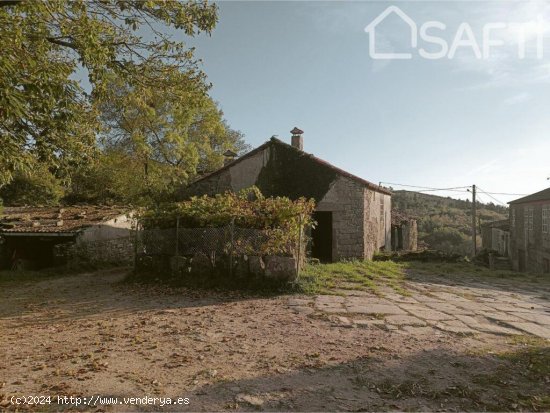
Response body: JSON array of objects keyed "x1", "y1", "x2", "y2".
[
  {"x1": 0, "y1": 205, "x2": 129, "y2": 234},
  {"x1": 509, "y1": 187, "x2": 550, "y2": 205},
  {"x1": 190, "y1": 138, "x2": 392, "y2": 196},
  {"x1": 481, "y1": 219, "x2": 510, "y2": 231}
]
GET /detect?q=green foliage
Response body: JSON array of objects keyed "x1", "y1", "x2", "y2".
[
  {"x1": 257, "y1": 140, "x2": 338, "y2": 201},
  {"x1": 65, "y1": 150, "x2": 142, "y2": 205},
  {"x1": 0, "y1": 0, "x2": 218, "y2": 186},
  {"x1": 140, "y1": 187, "x2": 315, "y2": 229},
  {"x1": 99, "y1": 75, "x2": 246, "y2": 197},
  {"x1": 393, "y1": 190, "x2": 508, "y2": 256},
  {"x1": 423, "y1": 227, "x2": 470, "y2": 254},
  {"x1": 0, "y1": 162, "x2": 64, "y2": 206},
  {"x1": 297, "y1": 260, "x2": 407, "y2": 296},
  {"x1": 140, "y1": 188, "x2": 315, "y2": 256}
]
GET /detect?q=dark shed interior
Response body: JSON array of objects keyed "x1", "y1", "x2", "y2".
[{"x1": 0, "y1": 234, "x2": 75, "y2": 270}]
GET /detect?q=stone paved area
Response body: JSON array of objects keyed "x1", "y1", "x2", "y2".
[{"x1": 288, "y1": 280, "x2": 550, "y2": 339}]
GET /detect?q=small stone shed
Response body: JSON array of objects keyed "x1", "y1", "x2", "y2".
[
  {"x1": 0, "y1": 206, "x2": 134, "y2": 270},
  {"x1": 180, "y1": 129, "x2": 392, "y2": 262},
  {"x1": 481, "y1": 219, "x2": 510, "y2": 257},
  {"x1": 391, "y1": 209, "x2": 418, "y2": 251}
]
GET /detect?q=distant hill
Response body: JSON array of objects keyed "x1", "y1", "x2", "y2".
[{"x1": 392, "y1": 190, "x2": 508, "y2": 256}]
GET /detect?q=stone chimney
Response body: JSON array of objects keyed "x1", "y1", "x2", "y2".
[
  {"x1": 223, "y1": 149, "x2": 238, "y2": 166},
  {"x1": 290, "y1": 127, "x2": 304, "y2": 151}
]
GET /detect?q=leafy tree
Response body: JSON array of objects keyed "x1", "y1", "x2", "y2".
[
  {"x1": 0, "y1": 162, "x2": 64, "y2": 206},
  {"x1": 0, "y1": 0, "x2": 218, "y2": 187},
  {"x1": 64, "y1": 150, "x2": 141, "y2": 205},
  {"x1": 98, "y1": 73, "x2": 248, "y2": 202},
  {"x1": 393, "y1": 190, "x2": 508, "y2": 256}
]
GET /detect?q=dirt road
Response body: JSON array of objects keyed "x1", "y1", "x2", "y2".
[{"x1": 1, "y1": 268, "x2": 549, "y2": 411}]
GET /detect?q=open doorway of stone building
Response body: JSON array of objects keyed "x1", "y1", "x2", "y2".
[{"x1": 311, "y1": 211, "x2": 333, "y2": 263}]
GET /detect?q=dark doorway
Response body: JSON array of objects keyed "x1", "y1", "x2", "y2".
[
  {"x1": 518, "y1": 249, "x2": 526, "y2": 272},
  {"x1": 311, "y1": 211, "x2": 333, "y2": 262},
  {"x1": 1, "y1": 235, "x2": 74, "y2": 270}
]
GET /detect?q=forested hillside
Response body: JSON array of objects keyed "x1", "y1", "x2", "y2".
[{"x1": 392, "y1": 190, "x2": 508, "y2": 256}]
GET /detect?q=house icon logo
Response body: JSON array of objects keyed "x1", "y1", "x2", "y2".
[{"x1": 364, "y1": 6, "x2": 418, "y2": 60}]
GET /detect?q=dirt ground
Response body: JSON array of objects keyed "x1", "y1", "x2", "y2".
[{"x1": 1, "y1": 268, "x2": 549, "y2": 412}]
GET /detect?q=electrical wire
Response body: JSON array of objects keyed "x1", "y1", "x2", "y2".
[
  {"x1": 380, "y1": 182, "x2": 471, "y2": 191},
  {"x1": 477, "y1": 191, "x2": 528, "y2": 196},
  {"x1": 476, "y1": 186, "x2": 507, "y2": 206},
  {"x1": 416, "y1": 189, "x2": 470, "y2": 194},
  {"x1": 474, "y1": 192, "x2": 489, "y2": 205},
  {"x1": 380, "y1": 181, "x2": 527, "y2": 198}
]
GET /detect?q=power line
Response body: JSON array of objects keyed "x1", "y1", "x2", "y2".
[
  {"x1": 475, "y1": 192, "x2": 492, "y2": 206},
  {"x1": 477, "y1": 191, "x2": 528, "y2": 196},
  {"x1": 476, "y1": 186, "x2": 507, "y2": 206},
  {"x1": 380, "y1": 182, "x2": 471, "y2": 191},
  {"x1": 416, "y1": 188, "x2": 470, "y2": 194},
  {"x1": 380, "y1": 181, "x2": 527, "y2": 198}
]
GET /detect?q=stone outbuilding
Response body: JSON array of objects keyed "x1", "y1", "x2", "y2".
[
  {"x1": 481, "y1": 219, "x2": 510, "y2": 257},
  {"x1": 391, "y1": 209, "x2": 418, "y2": 251},
  {"x1": 508, "y1": 187, "x2": 550, "y2": 273},
  {"x1": 0, "y1": 205, "x2": 135, "y2": 270},
  {"x1": 180, "y1": 129, "x2": 392, "y2": 262}
]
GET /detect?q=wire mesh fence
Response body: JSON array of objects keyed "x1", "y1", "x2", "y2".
[{"x1": 135, "y1": 217, "x2": 308, "y2": 279}]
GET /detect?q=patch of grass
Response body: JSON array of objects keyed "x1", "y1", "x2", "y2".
[
  {"x1": 404, "y1": 261, "x2": 540, "y2": 280},
  {"x1": 497, "y1": 346, "x2": 550, "y2": 380},
  {"x1": 471, "y1": 345, "x2": 550, "y2": 411},
  {"x1": 507, "y1": 335, "x2": 550, "y2": 347},
  {"x1": 295, "y1": 260, "x2": 407, "y2": 295}
]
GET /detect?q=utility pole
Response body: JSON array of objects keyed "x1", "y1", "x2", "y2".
[{"x1": 472, "y1": 184, "x2": 477, "y2": 256}]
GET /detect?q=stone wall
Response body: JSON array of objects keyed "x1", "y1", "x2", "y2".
[
  {"x1": 510, "y1": 203, "x2": 550, "y2": 273},
  {"x1": 135, "y1": 253, "x2": 298, "y2": 283},
  {"x1": 79, "y1": 214, "x2": 134, "y2": 243},
  {"x1": 317, "y1": 176, "x2": 365, "y2": 260},
  {"x1": 402, "y1": 220, "x2": 418, "y2": 251},
  {"x1": 56, "y1": 236, "x2": 135, "y2": 268},
  {"x1": 363, "y1": 189, "x2": 392, "y2": 259}
]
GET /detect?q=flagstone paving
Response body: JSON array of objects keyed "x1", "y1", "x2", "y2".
[{"x1": 288, "y1": 279, "x2": 550, "y2": 339}]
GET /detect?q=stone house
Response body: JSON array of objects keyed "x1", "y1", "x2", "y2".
[
  {"x1": 0, "y1": 205, "x2": 135, "y2": 270},
  {"x1": 180, "y1": 128, "x2": 392, "y2": 262},
  {"x1": 481, "y1": 219, "x2": 510, "y2": 257},
  {"x1": 508, "y1": 187, "x2": 550, "y2": 273},
  {"x1": 391, "y1": 209, "x2": 418, "y2": 251}
]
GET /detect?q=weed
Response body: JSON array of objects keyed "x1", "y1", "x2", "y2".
[{"x1": 295, "y1": 260, "x2": 407, "y2": 295}]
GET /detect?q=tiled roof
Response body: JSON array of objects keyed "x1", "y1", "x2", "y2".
[
  {"x1": 509, "y1": 187, "x2": 550, "y2": 205},
  {"x1": 0, "y1": 205, "x2": 129, "y2": 234},
  {"x1": 190, "y1": 138, "x2": 392, "y2": 196}
]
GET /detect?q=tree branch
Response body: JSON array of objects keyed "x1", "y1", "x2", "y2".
[{"x1": 46, "y1": 37, "x2": 78, "y2": 50}]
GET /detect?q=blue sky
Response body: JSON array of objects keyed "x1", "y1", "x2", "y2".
[{"x1": 134, "y1": 1, "x2": 550, "y2": 203}]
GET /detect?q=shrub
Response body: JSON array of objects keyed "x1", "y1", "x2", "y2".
[
  {"x1": 138, "y1": 187, "x2": 316, "y2": 256},
  {"x1": 139, "y1": 187, "x2": 315, "y2": 230}
]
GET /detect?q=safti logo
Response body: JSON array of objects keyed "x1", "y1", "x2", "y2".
[{"x1": 364, "y1": 6, "x2": 546, "y2": 60}]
